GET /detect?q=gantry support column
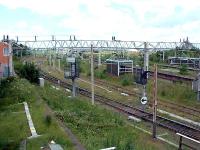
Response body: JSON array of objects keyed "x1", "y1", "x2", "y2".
[
  {"x1": 98, "y1": 52, "x2": 101, "y2": 66},
  {"x1": 58, "y1": 58, "x2": 61, "y2": 70},
  {"x1": 91, "y1": 44, "x2": 95, "y2": 105},
  {"x1": 144, "y1": 42, "x2": 149, "y2": 72},
  {"x1": 162, "y1": 51, "x2": 165, "y2": 62}
]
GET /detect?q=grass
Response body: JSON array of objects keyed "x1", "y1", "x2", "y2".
[
  {"x1": 39, "y1": 82, "x2": 175, "y2": 150},
  {"x1": 146, "y1": 79, "x2": 200, "y2": 109},
  {"x1": 28, "y1": 56, "x2": 200, "y2": 113},
  {"x1": 0, "y1": 77, "x2": 74, "y2": 150},
  {"x1": 0, "y1": 105, "x2": 29, "y2": 150}
]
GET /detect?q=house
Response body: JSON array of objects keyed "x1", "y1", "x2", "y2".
[{"x1": 0, "y1": 42, "x2": 13, "y2": 77}]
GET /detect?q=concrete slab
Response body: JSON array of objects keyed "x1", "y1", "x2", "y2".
[{"x1": 23, "y1": 102, "x2": 39, "y2": 138}]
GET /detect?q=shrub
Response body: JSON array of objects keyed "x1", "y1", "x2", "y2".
[
  {"x1": 179, "y1": 64, "x2": 188, "y2": 75},
  {"x1": 121, "y1": 75, "x2": 131, "y2": 86},
  {"x1": 18, "y1": 62, "x2": 39, "y2": 83},
  {"x1": 95, "y1": 69, "x2": 107, "y2": 79},
  {"x1": 45, "y1": 115, "x2": 52, "y2": 127}
]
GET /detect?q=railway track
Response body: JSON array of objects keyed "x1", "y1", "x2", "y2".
[
  {"x1": 93, "y1": 78, "x2": 200, "y2": 119},
  {"x1": 158, "y1": 64, "x2": 200, "y2": 72},
  {"x1": 40, "y1": 71, "x2": 200, "y2": 141},
  {"x1": 132, "y1": 67, "x2": 194, "y2": 83}
]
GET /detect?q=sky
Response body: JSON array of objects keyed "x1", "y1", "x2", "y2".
[{"x1": 0, "y1": 0, "x2": 200, "y2": 42}]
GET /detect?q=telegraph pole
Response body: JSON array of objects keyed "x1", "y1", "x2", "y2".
[
  {"x1": 144, "y1": 42, "x2": 149, "y2": 72},
  {"x1": 91, "y1": 44, "x2": 95, "y2": 105},
  {"x1": 152, "y1": 64, "x2": 158, "y2": 139},
  {"x1": 143, "y1": 42, "x2": 149, "y2": 102},
  {"x1": 98, "y1": 52, "x2": 101, "y2": 66}
]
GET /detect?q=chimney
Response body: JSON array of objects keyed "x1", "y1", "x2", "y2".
[
  {"x1": 6, "y1": 35, "x2": 9, "y2": 42},
  {"x1": 3, "y1": 35, "x2": 5, "y2": 41}
]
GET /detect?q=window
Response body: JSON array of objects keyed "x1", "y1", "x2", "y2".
[
  {"x1": 3, "y1": 66, "x2": 9, "y2": 77},
  {"x1": 3, "y1": 48, "x2": 9, "y2": 56}
]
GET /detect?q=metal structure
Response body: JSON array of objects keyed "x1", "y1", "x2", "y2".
[
  {"x1": 4, "y1": 35, "x2": 200, "y2": 75},
  {"x1": 64, "y1": 57, "x2": 79, "y2": 97},
  {"x1": 91, "y1": 44, "x2": 95, "y2": 105},
  {"x1": 168, "y1": 56, "x2": 200, "y2": 68},
  {"x1": 192, "y1": 73, "x2": 200, "y2": 101},
  {"x1": 13, "y1": 35, "x2": 200, "y2": 51},
  {"x1": 105, "y1": 59, "x2": 133, "y2": 76}
]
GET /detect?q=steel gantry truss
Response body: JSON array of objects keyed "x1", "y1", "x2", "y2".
[{"x1": 13, "y1": 35, "x2": 200, "y2": 51}]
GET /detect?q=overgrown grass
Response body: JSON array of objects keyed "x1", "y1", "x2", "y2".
[
  {"x1": 0, "y1": 78, "x2": 73, "y2": 150},
  {"x1": 39, "y1": 83, "x2": 174, "y2": 150},
  {"x1": 147, "y1": 79, "x2": 200, "y2": 108},
  {"x1": 120, "y1": 74, "x2": 133, "y2": 86},
  {"x1": 0, "y1": 78, "x2": 36, "y2": 107}
]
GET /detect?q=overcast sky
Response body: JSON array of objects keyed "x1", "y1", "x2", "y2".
[{"x1": 0, "y1": 0, "x2": 200, "y2": 42}]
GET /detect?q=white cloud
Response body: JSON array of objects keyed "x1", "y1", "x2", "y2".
[
  {"x1": 16, "y1": 20, "x2": 28, "y2": 29},
  {"x1": 0, "y1": 0, "x2": 200, "y2": 42}
]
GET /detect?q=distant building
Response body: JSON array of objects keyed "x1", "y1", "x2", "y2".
[
  {"x1": 0, "y1": 42, "x2": 13, "y2": 77},
  {"x1": 105, "y1": 59, "x2": 133, "y2": 76}
]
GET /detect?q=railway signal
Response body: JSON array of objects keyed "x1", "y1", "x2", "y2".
[
  {"x1": 135, "y1": 69, "x2": 150, "y2": 105},
  {"x1": 141, "y1": 96, "x2": 147, "y2": 105},
  {"x1": 64, "y1": 57, "x2": 79, "y2": 97}
]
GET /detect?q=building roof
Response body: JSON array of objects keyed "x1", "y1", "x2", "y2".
[
  {"x1": 0, "y1": 42, "x2": 8, "y2": 46},
  {"x1": 105, "y1": 59, "x2": 133, "y2": 63}
]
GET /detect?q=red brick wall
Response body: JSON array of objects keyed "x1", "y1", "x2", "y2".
[{"x1": 0, "y1": 42, "x2": 9, "y2": 64}]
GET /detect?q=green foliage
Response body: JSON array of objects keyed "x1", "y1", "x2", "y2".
[
  {"x1": 0, "y1": 78, "x2": 36, "y2": 107},
  {"x1": 179, "y1": 64, "x2": 188, "y2": 75},
  {"x1": 0, "y1": 77, "x2": 16, "y2": 98},
  {"x1": 0, "y1": 79, "x2": 73, "y2": 150},
  {"x1": 17, "y1": 62, "x2": 39, "y2": 83},
  {"x1": 95, "y1": 69, "x2": 107, "y2": 79},
  {"x1": 39, "y1": 84, "x2": 173, "y2": 150},
  {"x1": 45, "y1": 115, "x2": 52, "y2": 127},
  {"x1": 121, "y1": 75, "x2": 132, "y2": 86}
]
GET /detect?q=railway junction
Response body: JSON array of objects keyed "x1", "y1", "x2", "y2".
[{"x1": 1, "y1": 35, "x2": 200, "y2": 150}]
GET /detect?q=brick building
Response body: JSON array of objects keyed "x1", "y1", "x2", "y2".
[{"x1": 0, "y1": 42, "x2": 13, "y2": 77}]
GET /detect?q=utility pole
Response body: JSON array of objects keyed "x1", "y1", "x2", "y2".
[
  {"x1": 143, "y1": 42, "x2": 149, "y2": 102},
  {"x1": 91, "y1": 44, "x2": 95, "y2": 105},
  {"x1": 98, "y1": 52, "x2": 101, "y2": 66},
  {"x1": 58, "y1": 58, "x2": 61, "y2": 70},
  {"x1": 144, "y1": 42, "x2": 149, "y2": 72},
  {"x1": 162, "y1": 51, "x2": 165, "y2": 62},
  {"x1": 152, "y1": 64, "x2": 158, "y2": 139}
]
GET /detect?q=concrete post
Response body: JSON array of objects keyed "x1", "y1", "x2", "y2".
[
  {"x1": 72, "y1": 78, "x2": 76, "y2": 97},
  {"x1": 58, "y1": 58, "x2": 61, "y2": 70},
  {"x1": 20, "y1": 49, "x2": 22, "y2": 58},
  {"x1": 144, "y1": 42, "x2": 149, "y2": 72},
  {"x1": 152, "y1": 64, "x2": 158, "y2": 139},
  {"x1": 52, "y1": 56, "x2": 55, "y2": 68},
  {"x1": 162, "y1": 51, "x2": 165, "y2": 62},
  {"x1": 197, "y1": 74, "x2": 200, "y2": 101},
  {"x1": 117, "y1": 61, "x2": 120, "y2": 76},
  {"x1": 98, "y1": 52, "x2": 101, "y2": 66},
  {"x1": 91, "y1": 44, "x2": 95, "y2": 105},
  {"x1": 49, "y1": 54, "x2": 52, "y2": 66}
]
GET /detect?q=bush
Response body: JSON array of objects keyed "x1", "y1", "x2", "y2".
[
  {"x1": 95, "y1": 69, "x2": 107, "y2": 79},
  {"x1": 17, "y1": 62, "x2": 39, "y2": 83},
  {"x1": 0, "y1": 77, "x2": 16, "y2": 98},
  {"x1": 121, "y1": 75, "x2": 131, "y2": 86},
  {"x1": 45, "y1": 115, "x2": 52, "y2": 127},
  {"x1": 179, "y1": 64, "x2": 188, "y2": 75}
]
